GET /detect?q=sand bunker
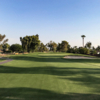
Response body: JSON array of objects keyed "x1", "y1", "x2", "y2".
[{"x1": 64, "y1": 56, "x2": 95, "y2": 59}]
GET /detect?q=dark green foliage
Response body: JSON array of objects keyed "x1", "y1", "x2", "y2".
[
  {"x1": 46, "y1": 41, "x2": 57, "y2": 52},
  {"x1": 79, "y1": 48, "x2": 90, "y2": 54},
  {"x1": 67, "y1": 48, "x2": 74, "y2": 53},
  {"x1": 73, "y1": 49, "x2": 79, "y2": 54},
  {"x1": 61, "y1": 41, "x2": 69, "y2": 52},
  {"x1": 85, "y1": 42, "x2": 92, "y2": 49},
  {"x1": 81, "y1": 35, "x2": 86, "y2": 38},
  {"x1": 57, "y1": 41, "x2": 69, "y2": 52},
  {"x1": 39, "y1": 43, "x2": 44, "y2": 52},
  {"x1": 91, "y1": 50, "x2": 97, "y2": 55},
  {"x1": 57, "y1": 43, "x2": 62, "y2": 52},
  {"x1": 72, "y1": 46, "x2": 79, "y2": 53},
  {"x1": 92, "y1": 46, "x2": 95, "y2": 50},
  {"x1": 2, "y1": 43, "x2": 10, "y2": 52},
  {"x1": 68, "y1": 47, "x2": 90, "y2": 55},
  {"x1": 10, "y1": 44, "x2": 22, "y2": 52},
  {"x1": 96, "y1": 46, "x2": 100, "y2": 51},
  {"x1": 39, "y1": 43, "x2": 48, "y2": 52},
  {"x1": 67, "y1": 44, "x2": 71, "y2": 50},
  {"x1": 20, "y1": 34, "x2": 40, "y2": 52},
  {"x1": 67, "y1": 48, "x2": 79, "y2": 54}
]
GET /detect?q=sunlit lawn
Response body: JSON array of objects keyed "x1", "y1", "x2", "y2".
[{"x1": 0, "y1": 52, "x2": 100, "y2": 100}]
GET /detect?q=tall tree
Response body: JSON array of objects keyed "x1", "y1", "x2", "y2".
[
  {"x1": 39, "y1": 43, "x2": 48, "y2": 52},
  {"x1": 85, "y1": 42, "x2": 92, "y2": 49},
  {"x1": 30, "y1": 35, "x2": 40, "y2": 52},
  {"x1": 67, "y1": 44, "x2": 71, "y2": 50},
  {"x1": 20, "y1": 34, "x2": 40, "y2": 52},
  {"x1": 96, "y1": 46, "x2": 100, "y2": 51},
  {"x1": 92, "y1": 46, "x2": 95, "y2": 50},
  {"x1": 2, "y1": 43, "x2": 10, "y2": 51},
  {"x1": 57, "y1": 43, "x2": 61, "y2": 52},
  {"x1": 0, "y1": 34, "x2": 8, "y2": 49},
  {"x1": 46, "y1": 41, "x2": 57, "y2": 52},
  {"x1": 81, "y1": 35, "x2": 86, "y2": 48},
  {"x1": 20, "y1": 37, "x2": 28, "y2": 52},
  {"x1": 60, "y1": 41, "x2": 69, "y2": 52}
]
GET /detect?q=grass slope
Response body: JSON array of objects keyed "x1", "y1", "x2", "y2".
[{"x1": 0, "y1": 53, "x2": 100, "y2": 100}]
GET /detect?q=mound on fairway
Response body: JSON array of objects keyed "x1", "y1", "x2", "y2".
[{"x1": 64, "y1": 56, "x2": 96, "y2": 59}]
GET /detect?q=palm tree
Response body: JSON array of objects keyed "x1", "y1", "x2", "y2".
[
  {"x1": 81, "y1": 35, "x2": 86, "y2": 48},
  {"x1": 85, "y1": 42, "x2": 92, "y2": 49},
  {"x1": 0, "y1": 34, "x2": 8, "y2": 49}
]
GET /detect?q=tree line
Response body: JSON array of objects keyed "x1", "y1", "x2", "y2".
[{"x1": 0, "y1": 34, "x2": 100, "y2": 55}]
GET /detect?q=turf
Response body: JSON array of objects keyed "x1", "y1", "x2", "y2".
[
  {"x1": 0, "y1": 59, "x2": 6, "y2": 62},
  {"x1": 0, "y1": 53, "x2": 100, "y2": 100}
]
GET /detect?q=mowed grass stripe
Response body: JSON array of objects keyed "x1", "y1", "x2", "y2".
[
  {"x1": 0, "y1": 53, "x2": 100, "y2": 100},
  {"x1": 46, "y1": 58, "x2": 89, "y2": 93},
  {"x1": 43, "y1": 55, "x2": 100, "y2": 93}
]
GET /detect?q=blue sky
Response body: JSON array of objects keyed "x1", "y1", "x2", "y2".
[{"x1": 0, "y1": 0, "x2": 100, "y2": 47}]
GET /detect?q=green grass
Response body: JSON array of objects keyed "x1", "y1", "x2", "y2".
[
  {"x1": 0, "y1": 59, "x2": 5, "y2": 62},
  {"x1": 0, "y1": 53, "x2": 100, "y2": 100}
]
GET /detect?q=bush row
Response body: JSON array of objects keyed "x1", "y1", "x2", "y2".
[{"x1": 68, "y1": 48, "x2": 97, "y2": 55}]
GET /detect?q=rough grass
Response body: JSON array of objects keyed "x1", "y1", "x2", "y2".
[{"x1": 0, "y1": 53, "x2": 100, "y2": 100}]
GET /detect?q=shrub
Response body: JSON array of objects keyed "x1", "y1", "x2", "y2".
[
  {"x1": 79, "y1": 48, "x2": 90, "y2": 54},
  {"x1": 91, "y1": 50, "x2": 97, "y2": 55},
  {"x1": 10, "y1": 44, "x2": 22, "y2": 52},
  {"x1": 67, "y1": 48, "x2": 74, "y2": 53}
]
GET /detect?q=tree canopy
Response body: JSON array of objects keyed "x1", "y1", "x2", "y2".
[
  {"x1": 81, "y1": 35, "x2": 86, "y2": 38},
  {"x1": 61, "y1": 41, "x2": 69, "y2": 52},
  {"x1": 46, "y1": 41, "x2": 57, "y2": 52},
  {"x1": 85, "y1": 42, "x2": 92, "y2": 49},
  {"x1": 20, "y1": 34, "x2": 40, "y2": 52},
  {"x1": 57, "y1": 41, "x2": 69, "y2": 52},
  {"x1": 10, "y1": 44, "x2": 22, "y2": 52},
  {"x1": 2, "y1": 43, "x2": 10, "y2": 51},
  {"x1": 39, "y1": 43, "x2": 49, "y2": 52}
]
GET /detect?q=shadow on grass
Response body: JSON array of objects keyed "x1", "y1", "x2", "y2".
[
  {"x1": 0, "y1": 66, "x2": 100, "y2": 75},
  {"x1": 0, "y1": 87, "x2": 100, "y2": 100},
  {"x1": 0, "y1": 65, "x2": 100, "y2": 92}
]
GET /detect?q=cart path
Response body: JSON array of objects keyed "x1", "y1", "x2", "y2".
[{"x1": 0, "y1": 59, "x2": 13, "y2": 65}]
